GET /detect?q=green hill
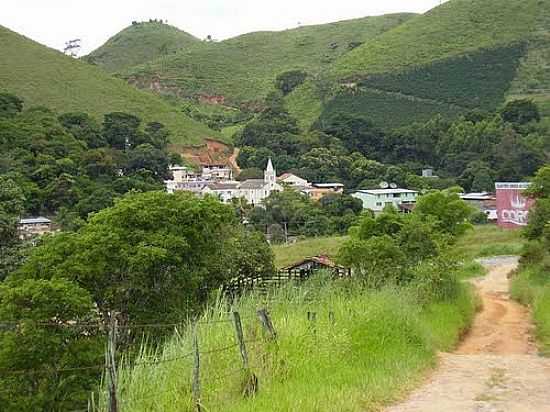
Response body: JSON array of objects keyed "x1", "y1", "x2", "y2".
[
  {"x1": 110, "y1": 14, "x2": 415, "y2": 105},
  {"x1": 0, "y1": 25, "x2": 220, "y2": 145},
  {"x1": 85, "y1": 21, "x2": 202, "y2": 73},
  {"x1": 288, "y1": 0, "x2": 550, "y2": 130}
]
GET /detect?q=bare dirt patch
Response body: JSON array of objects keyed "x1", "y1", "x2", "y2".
[{"x1": 386, "y1": 257, "x2": 550, "y2": 412}]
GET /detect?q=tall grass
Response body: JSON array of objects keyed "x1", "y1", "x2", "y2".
[
  {"x1": 511, "y1": 262, "x2": 550, "y2": 356},
  {"x1": 102, "y1": 274, "x2": 475, "y2": 411},
  {"x1": 451, "y1": 225, "x2": 524, "y2": 260}
]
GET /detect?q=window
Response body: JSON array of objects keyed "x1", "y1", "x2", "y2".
[{"x1": 376, "y1": 202, "x2": 382, "y2": 207}]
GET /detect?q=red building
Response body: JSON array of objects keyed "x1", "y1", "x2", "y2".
[{"x1": 495, "y1": 183, "x2": 535, "y2": 229}]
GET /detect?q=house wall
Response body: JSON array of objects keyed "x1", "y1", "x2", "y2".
[{"x1": 352, "y1": 191, "x2": 418, "y2": 213}]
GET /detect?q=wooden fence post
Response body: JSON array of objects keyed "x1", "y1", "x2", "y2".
[
  {"x1": 257, "y1": 309, "x2": 277, "y2": 341},
  {"x1": 192, "y1": 329, "x2": 201, "y2": 412},
  {"x1": 307, "y1": 311, "x2": 317, "y2": 335},
  {"x1": 107, "y1": 315, "x2": 118, "y2": 412},
  {"x1": 232, "y1": 311, "x2": 249, "y2": 370}
]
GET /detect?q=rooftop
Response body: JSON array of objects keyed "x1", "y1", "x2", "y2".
[
  {"x1": 19, "y1": 217, "x2": 52, "y2": 225},
  {"x1": 239, "y1": 179, "x2": 267, "y2": 190},
  {"x1": 313, "y1": 183, "x2": 345, "y2": 188},
  {"x1": 355, "y1": 188, "x2": 417, "y2": 195}
]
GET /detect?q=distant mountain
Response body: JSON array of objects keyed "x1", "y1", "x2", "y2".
[
  {"x1": 0, "y1": 24, "x2": 220, "y2": 145},
  {"x1": 85, "y1": 21, "x2": 202, "y2": 73},
  {"x1": 289, "y1": 0, "x2": 550, "y2": 129},
  {"x1": 90, "y1": 14, "x2": 415, "y2": 106}
]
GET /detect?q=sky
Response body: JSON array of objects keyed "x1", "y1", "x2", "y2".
[{"x1": 1, "y1": 0, "x2": 447, "y2": 55}]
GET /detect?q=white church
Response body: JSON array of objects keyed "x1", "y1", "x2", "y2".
[{"x1": 199, "y1": 158, "x2": 282, "y2": 206}]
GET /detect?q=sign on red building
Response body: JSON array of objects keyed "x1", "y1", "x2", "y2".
[{"x1": 495, "y1": 182, "x2": 534, "y2": 228}]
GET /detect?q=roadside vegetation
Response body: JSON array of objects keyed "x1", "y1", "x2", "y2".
[
  {"x1": 98, "y1": 188, "x2": 479, "y2": 411},
  {"x1": 511, "y1": 166, "x2": 550, "y2": 355}
]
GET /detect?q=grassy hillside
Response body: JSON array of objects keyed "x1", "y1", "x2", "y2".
[
  {"x1": 332, "y1": 0, "x2": 539, "y2": 78},
  {"x1": 289, "y1": 0, "x2": 547, "y2": 130},
  {"x1": 86, "y1": 21, "x2": 202, "y2": 73},
  {"x1": 117, "y1": 14, "x2": 415, "y2": 104},
  {"x1": 0, "y1": 25, "x2": 220, "y2": 145}
]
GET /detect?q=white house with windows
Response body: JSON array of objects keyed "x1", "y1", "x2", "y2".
[{"x1": 352, "y1": 188, "x2": 418, "y2": 214}]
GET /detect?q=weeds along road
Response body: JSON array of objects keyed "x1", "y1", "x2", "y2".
[{"x1": 386, "y1": 256, "x2": 550, "y2": 412}]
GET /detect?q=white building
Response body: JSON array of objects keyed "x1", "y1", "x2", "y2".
[
  {"x1": 164, "y1": 165, "x2": 198, "y2": 193},
  {"x1": 18, "y1": 217, "x2": 53, "y2": 239},
  {"x1": 238, "y1": 158, "x2": 282, "y2": 206},
  {"x1": 352, "y1": 188, "x2": 418, "y2": 214},
  {"x1": 201, "y1": 182, "x2": 240, "y2": 203},
  {"x1": 201, "y1": 164, "x2": 233, "y2": 181},
  {"x1": 277, "y1": 173, "x2": 310, "y2": 188}
]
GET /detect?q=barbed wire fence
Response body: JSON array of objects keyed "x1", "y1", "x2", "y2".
[{"x1": 0, "y1": 307, "x2": 289, "y2": 412}]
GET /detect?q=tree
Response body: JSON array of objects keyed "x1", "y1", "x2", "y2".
[
  {"x1": 500, "y1": 99, "x2": 540, "y2": 125},
  {"x1": 525, "y1": 165, "x2": 550, "y2": 199},
  {"x1": 275, "y1": 70, "x2": 308, "y2": 95},
  {"x1": 102, "y1": 112, "x2": 141, "y2": 150},
  {"x1": 58, "y1": 112, "x2": 106, "y2": 148},
  {"x1": 0, "y1": 93, "x2": 23, "y2": 118},
  {"x1": 0, "y1": 278, "x2": 102, "y2": 412},
  {"x1": 338, "y1": 235, "x2": 407, "y2": 288},
  {"x1": 414, "y1": 190, "x2": 473, "y2": 239},
  {"x1": 15, "y1": 191, "x2": 273, "y2": 331}
]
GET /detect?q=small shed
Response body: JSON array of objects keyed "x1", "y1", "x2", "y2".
[{"x1": 280, "y1": 255, "x2": 351, "y2": 279}]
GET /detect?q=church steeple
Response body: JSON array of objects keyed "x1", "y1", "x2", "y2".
[{"x1": 264, "y1": 158, "x2": 276, "y2": 185}]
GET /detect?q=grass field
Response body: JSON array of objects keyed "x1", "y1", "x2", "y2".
[
  {"x1": 273, "y1": 225, "x2": 524, "y2": 269},
  {"x1": 272, "y1": 236, "x2": 347, "y2": 268},
  {"x1": 87, "y1": 22, "x2": 201, "y2": 73},
  {"x1": 0, "y1": 25, "x2": 220, "y2": 145},
  {"x1": 451, "y1": 225, "x2": 524, "y2": 260},
  {"x1": 103, "y1": 275, "x2": 476, "y2": 412}
]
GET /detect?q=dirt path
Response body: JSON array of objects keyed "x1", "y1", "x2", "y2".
[{"x1": 386, "y1": 257, "x2": 550, "y2": 412}]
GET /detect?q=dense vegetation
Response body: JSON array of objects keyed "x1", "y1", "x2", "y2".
[
  {"x1": 0, "y1": 190, "x2": 274, "y2": 411},
  {"x1": 98, "y1": 189, "x2": 480, "y2": 411},
  {"x1": 0, "y1": 25, "x2": 219, "y2": 145},
  {"x1": 237, "y1": 91, "x2": 547, "y2": 193},
  {"x1": 511, "y1": 166, "x2": 550, "y2": 355}
]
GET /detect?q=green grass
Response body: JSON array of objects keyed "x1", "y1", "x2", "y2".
[
  {"x1": 511, "y1": 262, "x2": 550, "y2": 356},
  {"x1": 86, "y1": 22, "x2": 201, "y2": 73},
  {"x1": 332, "y1": 0, "x2": 540, "y2": 79},
  {"x1": 117, "y1": 14, "x2": 415, "y2": 104},
  {"x1": 272, "y1": 236, "x2": 347, "y2": 268},
  {"x1": 101, "y1": 276, "x2": 476, "y2": 412},
  {"x1": 0, "y1": 25, "x2": 221, "y2": 145},
  {"x1": 451, "y1": 225, "x2": 525, "y2": 260}
]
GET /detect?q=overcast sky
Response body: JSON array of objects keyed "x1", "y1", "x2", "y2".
[{"x1": 1, "y1": 0, "x2": 447, "y2": 55}]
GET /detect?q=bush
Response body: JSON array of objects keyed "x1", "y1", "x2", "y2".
[{"x1": 469, "y1": 210, "x2": 489, "y2": 225}]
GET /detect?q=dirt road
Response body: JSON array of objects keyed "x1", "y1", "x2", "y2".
[{"x1": 386, "y1": 257, "x2": 550, "y2": 412}]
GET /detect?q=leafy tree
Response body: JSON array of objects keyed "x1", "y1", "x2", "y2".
[
  {"x1": 0, "y1": 278, "x2": 102, "y2": 412},
  {"x1": 0, "y1": 93, "x2": 23, "y2": 118},
  {"x1": 275, "y1": 70, "x2": 308, "y2": 95},
  {"x1": 58, "y1": 112, "x2": 106, "y2": 148},
  {"x1": 103, "y1": 112, "x2": 141, "y2": 150},
  {"x1": 414, "y1": 190, "x2": 474, "y2": 238},
  {"x1": 338, "y1": 235, "x2": 407, "y2": 288},
  {"x1": 500, "y1": 99, "x2": 540, "y2": 125},
  {"x1": 15, "y1": 191, "x2": 273, "y2": 331}
]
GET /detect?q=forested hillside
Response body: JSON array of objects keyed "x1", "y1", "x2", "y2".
[{"x1": 0, "y1": 25, "x2": 220, "y2": 145}]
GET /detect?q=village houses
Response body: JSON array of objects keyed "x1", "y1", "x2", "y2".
[{"x1": 165, "y1": 158, "x2": 346, "y2": 205}]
